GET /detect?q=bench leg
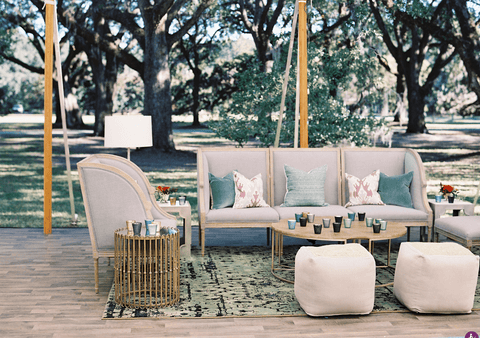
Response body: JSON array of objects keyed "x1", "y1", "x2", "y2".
[
  {"x1": 201, "y1": 228, "x2": 205, "y2": 257},
  {"x1": 94, "y1": 258, "x2": 99, "y2": 294}
]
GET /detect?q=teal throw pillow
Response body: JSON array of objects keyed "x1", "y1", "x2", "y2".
[
  {"x1": 283, "y1": 164, "x2": 328, "y2": 207},
  {"x1": 209, "y1": 172, "x2": 235, "y2": 209},
  {"x1": 378, "y1": 171, "x2": 414, "y2": 208}
]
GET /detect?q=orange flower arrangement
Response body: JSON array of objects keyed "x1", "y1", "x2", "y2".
[
  {"x1": 156, "y1": 186, "x2": 178, "y2": 195},
  {"x1": 439, "y1": 183, "x2": 459, "y2": 197}
]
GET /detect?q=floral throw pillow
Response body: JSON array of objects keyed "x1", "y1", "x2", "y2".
[
  {"x1": 233, "y1": 171, "x2": 269, "y2": 209},
  {"x1": 345, "y1": 170, "x2": 385, "y2": 207}
]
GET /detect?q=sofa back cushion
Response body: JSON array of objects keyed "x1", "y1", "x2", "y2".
[
  {"x1": 271, "y1": 148, "x2": 341, "y2": 206},
  {"x1": 342, "y1": 149, "x2": 406, "y2": 204},
  {"x1": 341, "y1": 148, "x2": 427, "y2": 212},
  {"x1": 198, "y1": 148, "x2": 270, "y2": 211}
]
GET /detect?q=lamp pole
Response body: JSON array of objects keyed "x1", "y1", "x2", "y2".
[
  {"x1": 44, "y1": 2, "x2": 54, "y2": 235},
  {"x1": 298, "y1": 0, "x2": 308, "y2": 148}
]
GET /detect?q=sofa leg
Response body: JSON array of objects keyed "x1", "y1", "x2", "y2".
[
  {"x1": 407, "y1": 227, "x2": 410, "y2": 241},
  {"x1": 201, "y1": 228, "x2": 205, "y2": 257}
]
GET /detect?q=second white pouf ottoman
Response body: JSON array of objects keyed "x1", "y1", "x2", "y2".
[
  {"x1": 394, "y1": 242, "x2": 479, "y2": 314},
  {"x1": 294, "y1": 243, "x2": 376, "y2": 317}
]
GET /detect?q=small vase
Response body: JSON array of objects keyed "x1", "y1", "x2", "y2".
[
  {"x1": 448, "y1": 195, "x2": 455, "y2": 203},
  {"x1": 161, "y1": 193, "x2": 170, "y2": 203},
  {"x1": 156, "y1": 191, "x2": 170, "y2": 203}
]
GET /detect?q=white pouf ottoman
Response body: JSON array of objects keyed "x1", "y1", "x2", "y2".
[
  {"x1": 394, "y1": 242, "x2": 479, "y2": 314},
  {"x1": 294, "y1": 243, "x2": 376, "y2": 317}
]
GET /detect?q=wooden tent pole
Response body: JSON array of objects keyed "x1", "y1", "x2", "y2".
[
  {"x1": 273, "y1": 0, "x2": 299, "y2": 148},
  {"x1": 298, "y1": 0, "x2": 308, "y2": 148},
  {"x1": 44, "y1": 2, "x2": 54, "y2": 234}
]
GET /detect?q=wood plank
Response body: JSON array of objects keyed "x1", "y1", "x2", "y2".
[{"x1": 0, "y1": 228, "x2": 479, "y2": 337}]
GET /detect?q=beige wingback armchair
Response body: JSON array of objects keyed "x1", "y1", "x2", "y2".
[{"x1": 78, "y1": 154, "x2": 176, "y2": 293}]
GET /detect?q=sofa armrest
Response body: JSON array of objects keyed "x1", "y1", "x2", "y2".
[{"x1": 405, "y1": 149, "x2": 433, "y2": 225}]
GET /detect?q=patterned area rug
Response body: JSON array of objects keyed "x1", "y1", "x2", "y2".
[{"x1": 103, "y1": 244, "x2": 480, "y2": 319}]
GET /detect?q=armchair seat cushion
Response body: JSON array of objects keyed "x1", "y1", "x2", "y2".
[
  {"x1": 346, "y1": 205, "x2": 429, "y2": 222},
  {"x1": 205, "y1": 207, "x2": 279, "y2": 223}
]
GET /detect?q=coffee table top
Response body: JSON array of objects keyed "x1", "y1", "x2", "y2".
[{"x1": 272, "y1": 216, "x2": 407, "y2": 242}]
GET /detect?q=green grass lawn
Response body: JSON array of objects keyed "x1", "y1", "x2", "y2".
[{"x1": 0, "y1": 118, "x2": 479, "y2": 228}]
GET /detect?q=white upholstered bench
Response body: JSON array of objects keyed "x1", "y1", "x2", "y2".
[{"x1": 434, "y1": 216, "x2": 480, "y2": 250}]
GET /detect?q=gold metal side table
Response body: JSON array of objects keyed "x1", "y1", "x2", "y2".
[{"x1": 114, "y1": 227, "x2": 180, "y2": 308}]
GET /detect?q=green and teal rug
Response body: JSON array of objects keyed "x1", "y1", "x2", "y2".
[{"x1": 103, "y1": 245, "x2": 480, "y2": 319}]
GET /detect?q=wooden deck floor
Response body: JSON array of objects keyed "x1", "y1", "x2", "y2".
[{"x1": 1, "y1": 227, "x2": 479, "y2": 338}]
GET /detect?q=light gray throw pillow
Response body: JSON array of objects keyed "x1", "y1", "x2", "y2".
[{"x1": 283, "y1": 164, "x2": 328, "y2": 207}]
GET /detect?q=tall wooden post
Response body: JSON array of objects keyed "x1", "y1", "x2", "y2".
[
  {"x1": 298, "y1": 0, "x2": 308, "y2": 148},
  {"x1": 44, "y1": 3, "x2": 54, "y2": 234}
]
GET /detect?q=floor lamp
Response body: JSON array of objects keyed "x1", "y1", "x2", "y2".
[{"x1": 104, "y1": 115, "x2": 153, "y2": 161}]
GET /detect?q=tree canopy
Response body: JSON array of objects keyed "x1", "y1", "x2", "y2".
[{"x1": 1, "y1": 0, "x2": 480, "y2": 149}]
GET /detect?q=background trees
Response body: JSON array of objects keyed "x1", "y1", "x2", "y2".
[{"x1": 1, "y1": 0, "x2": 480, "y2": 149}]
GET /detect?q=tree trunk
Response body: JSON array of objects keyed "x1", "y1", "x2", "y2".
[
  {"x1": 54, "y1": 81, "x2": 84, "y2": 129},
  {"x1": 192, "y1": 67, "x2": 201, "y2": 126},
  {"x1": 143, "y1": 15, "x2": 175, "y2": 151},
  {"x1": 91, "y1": 52, "x2": 117, "y2": 137},
  {"x1": 406, "y1": 84, "x2": 427, "y2": 133}
]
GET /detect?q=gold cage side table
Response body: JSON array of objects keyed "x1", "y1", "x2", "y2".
[{"x1": 114, "y1": 227, "x2": 180, "y2": 308}]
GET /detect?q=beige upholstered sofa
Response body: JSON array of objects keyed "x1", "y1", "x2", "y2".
[{"x1": 197, "y1": 147, "x2": 433, "y2": 256}]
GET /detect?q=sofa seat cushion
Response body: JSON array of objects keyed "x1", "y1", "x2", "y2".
[
  {"x1": 435, "y1": 216, "x2": 480, "y2": 241},
  {"x1": 346, "y1": 205, "x2": 428, "y2": 222},
  {"x1": 275, "y1": 205, "x2": 350, "y2": 220},
  {"x1": 205, "y1": 207, "x2": 279, "y2": 223}
]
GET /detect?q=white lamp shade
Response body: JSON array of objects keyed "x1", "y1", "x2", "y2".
[{"x1": 104, "y1": 115, "x2": 153, "y2": 149}]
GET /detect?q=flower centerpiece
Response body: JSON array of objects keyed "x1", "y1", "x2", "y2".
[
  {"x1": 155, "y1": 186, "x2": 178, "y2": 203},
  {"x1": 439, "y1": 183, "x2": 459, "y2": 203}
]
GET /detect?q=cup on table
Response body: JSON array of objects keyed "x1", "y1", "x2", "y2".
[
  {"x1": 348, "y1": 212, "x2": 356, "y2": 221},
  {"x1": 435, "y1": 195, "x2": 442, "y2": 203},
  {"x1": 178, "y1": 196, "x2": 186, "y2": 205},
  {"x1": 126, "y1": 220, "x2": 135, "y2": 236},
  {"x1": 358, "y1": 212, "x2": 366, "y2": 222},
  {"x1": 333, "y1": 222, "x2": 341, "y2": 233},
  {"x1": 334, "y1": 216, "x2": 343, "y2": 223},
  {"x1": 295, "y1": 213, "x2": 302, "y2": 222},
  {"x1": 313, "y1": 224, "x2": 322, "y2": 234},
  {"x1": 307, "y1": 213, "x2": 315, "y2": 223},
  {"x1": 343, "y1": 218, "x2": 352, "y2": 228},
  {"x1": 147, "y1": 223, "x2": 157, "y2": 236},
  {"x1": 366, "y1": 217, "x2": 373, "y2": 227},
  {"x1": 373, "y1": 222, "x2": 381, "y2": 233},
  {"x1": 132, "y1": 222, "x2": 142, "y2": 236},
  {"x1": 170, "y1": 196, "x2": 177, "y2": 205},
  {"x1": 288, "y1": 219, "x2": 296, "y2": 230},
  {"x1": 299, "y1": 217, "x2": 308, "y2": 227},
  {"x1": 145, "y1": 219, "x2": 154, "y2": 236},
  {"x1": 375, "y1": 218, "x2": 383, "y2": 224},
  {"x1": 380, "y1": 220, "x2": 387, "y2": 231},
  {"x1": 322, "y1": 218, "x2": 331, "y2": 228}
]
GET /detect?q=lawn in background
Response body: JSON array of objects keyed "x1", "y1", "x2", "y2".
[{"x1": 0, "y1": 116, "x2": 479, "y2": 228}]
